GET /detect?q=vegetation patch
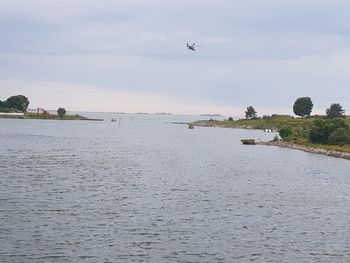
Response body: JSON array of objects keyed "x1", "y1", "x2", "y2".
[
  {"x1": 24, "y1": 112, "x2": 89, "y2": 120},
  {"x1": 192, "y1": 98, "x2": 350, "y2": 154},
  {"x1": 1, "y1": 94, "x2": 91, "y2": 121}
]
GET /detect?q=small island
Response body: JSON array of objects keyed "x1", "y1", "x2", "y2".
[{"x1": 0, "y1": 95, "x2": 102, "y2": 121}]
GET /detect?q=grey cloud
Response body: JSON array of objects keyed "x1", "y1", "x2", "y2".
[{"x1": 1, "y1": 0, "x2": 350, "y2": 114}]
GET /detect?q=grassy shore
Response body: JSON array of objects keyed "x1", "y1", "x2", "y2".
[
  {"x1": 24, "y1": 112, "x2": 90, "y2": 120},
  {"x1": 191, "y1": 115, "x2": 350, "y2": 154},
  {"x1": 194, "y1": 115, "x2": 350, "y2": 130}
]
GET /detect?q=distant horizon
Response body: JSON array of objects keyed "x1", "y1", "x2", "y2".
[
  {"x1": 27, "y1": 107, "x2": 230, "y2": 117},
  {"x1": 25, "y1": 106, "x2": 335, "y2": 119},
  {"x1": 2, "y1": 88, "x2": 344, "y2": 118}
]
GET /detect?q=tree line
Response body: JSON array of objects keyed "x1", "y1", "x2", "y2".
[
  {"x1": 243, "y1": 97, "x2": 346, "y2": 120},
  {"x1": 292, "y1": 97, "x2": 345, "y2": 118},
  {"x1": 286, "y1": 97, "x2": 348, "y2": 146},
  {"x1": 0, "y1": 95, "x2": 30, "y2": 112},
  {"x1": 289, "y1": 97, "x2": 349, "y2": 146},
  {"x1": 231, "y1": 97, "x2": 349, "y2": 147}
]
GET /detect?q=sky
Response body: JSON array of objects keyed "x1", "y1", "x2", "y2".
[{"x1": 0, "y1": 0, "x2": 350, "y2": 116}]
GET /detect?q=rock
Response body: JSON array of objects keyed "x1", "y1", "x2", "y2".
[{"x1": 257, "y1": 140, "x2": 350, "y2": 160}]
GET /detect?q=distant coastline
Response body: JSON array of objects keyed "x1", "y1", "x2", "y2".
[{"x1": 200, "y1": 113, "x2": 223, "y2": 117}]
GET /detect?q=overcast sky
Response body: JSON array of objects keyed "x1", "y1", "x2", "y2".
[{"x1": 1, "y1": 0, "x2": 349, "y2": 116}]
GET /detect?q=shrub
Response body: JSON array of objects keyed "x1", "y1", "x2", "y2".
[
  {"x1": 328, "y1": 128, "x2": 350, "y2": 146},
  {"x1": 309, "y1": 118, "x2": 348, "y2": 144},
  {"x1": 279, "y1": 126, "x2": 293, "y2": 139}
]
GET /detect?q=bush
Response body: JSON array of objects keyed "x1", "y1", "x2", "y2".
[
  {"x1": 228, "y1": 117, "x2": 233, "y2": 121},
  {"x1": 279, "y1": 126, "x2": 293, "y2": 139},
  {"x1": 328, "y1": 128, "x2": 350, "y2": 146},
  {"x1": 309, "y1": 118, "x2": 348, "y2": 144}
]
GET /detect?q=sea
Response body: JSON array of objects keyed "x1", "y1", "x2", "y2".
[{"x1": 1, "y1": 113, "x2": 350, "y2": 263}]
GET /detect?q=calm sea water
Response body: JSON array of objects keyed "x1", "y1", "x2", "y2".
[{"x1": 1, "y1": 114, "x2": 350, "y2": 263}]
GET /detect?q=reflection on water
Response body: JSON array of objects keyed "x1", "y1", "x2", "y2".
[{"x1": 1, "y1": 114, "x2": 350, "y2": 262}]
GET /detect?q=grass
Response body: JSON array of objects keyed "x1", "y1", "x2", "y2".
[
  {"x1": 192, "y1": 115, "x2": 350, "y2": 154},
  {"x1": 307, "y1": 143, "x2": 350, "y2": 153},
  {"x1": 0, "y1": 107, "x2": 22, "y2": 113},
  {"x1": 194, "y1": 115, "x2": 350, "y2": 130},
  {"x1": 285, "y1": 137, "x2": 350, "y2": 153},
  {"x1": 24, "y1": 112, "x2": 88, "y2": 120},
  {"x1": 193, "y1": 115, "x2": 318, "y2": 130}
]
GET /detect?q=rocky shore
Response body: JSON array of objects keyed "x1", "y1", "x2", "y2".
[{"x1": 257, "y1": 140, "x2": 350, "y2": 160}]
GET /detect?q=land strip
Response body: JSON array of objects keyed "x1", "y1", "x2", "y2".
[{"x1": 257, "y1": 140, "x2": 350, "y2": 160}]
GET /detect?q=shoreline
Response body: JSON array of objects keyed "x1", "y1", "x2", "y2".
[
  {"x1": 257, "y1": 140, "x2": 350, "y2": 161},
  {"x1": 192, "y1": 120, "x2": 350, "y2": 160},
  {"x1": 0, "y1": 114, "x2": 103, "y2": 121}
]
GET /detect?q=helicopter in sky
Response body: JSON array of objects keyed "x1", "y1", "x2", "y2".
[{"x1": 186, "y1": 42, "x2": 201, "y2": 51}]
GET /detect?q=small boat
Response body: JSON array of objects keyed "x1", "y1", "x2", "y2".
[{"x1": 241, "y1": 139, "x2": 255, "y2": 145}]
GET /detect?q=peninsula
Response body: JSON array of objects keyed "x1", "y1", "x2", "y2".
[
  {"x1": 191, "y1": 115, "x2": 350, "y2": 157},
  {"x1": 191, "y1": 99, "x2": 350, "y2": 158},
  {"x1": 0, "y1": 94, "x2": 102, "y2": 121}
]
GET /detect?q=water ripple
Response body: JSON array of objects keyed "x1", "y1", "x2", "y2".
[{"x1": 1, "y1": 118, "x2": 350, "y2": 262}]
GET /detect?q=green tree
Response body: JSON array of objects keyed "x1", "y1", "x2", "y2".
[
  {"x1": 245, "y1": 106, "x2": 257, "y2": 119},
  {"x1": 309, "y1": 118, "x2": 348, "y2": 144},
  {"x1": 293, "y1": 97, "x2": 313, "y2": 117},
  {"x1": 228, "y1": 117, "x2": 233, "y2": 121},
  {"x1": 326, "y1": 103, "x2": 345, "y2": 118},
  {"x1": 5, "y1": 95, "x2": 30, "y2": 112},
  {"x1": 328, "y1": 128, "x2": 350, "y2": 146},
  {"x1": 279, "y1": 126, "x2": 293, "y2": 139},
  {"x1": 57, "y1": 107, "x2": 67, "y2": 117}
]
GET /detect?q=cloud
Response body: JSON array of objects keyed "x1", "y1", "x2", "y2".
[
  {"x1": 0, "y1": 79, "x2": 247, "y2": 115},
  {"x1": 0, "y1": 0, "x2": 350, "y2": 115}
]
